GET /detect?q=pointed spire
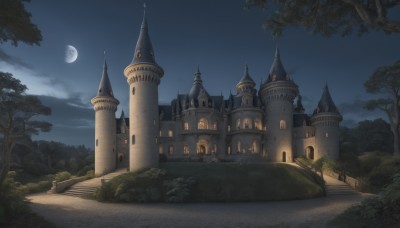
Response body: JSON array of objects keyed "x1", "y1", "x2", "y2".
[
  {"x1": 194, "y1": 65, "x2": 202, "y2": 85},
  {"x1": 295, "y1": 94, "x2": 305, "y2": 113},
  {"x1": 238, "y1": 64, "x2": 256, "y2": 85},
  {"x1": 97, "y1": 56, "x2": 115, "y2": 98},
  {"x1": 131, "y1": 4, "x2": 156, "y2": 65},
  {"x1": 120, "y1": 110, "x2": 125, "y2": 119},
  {"x1": 314, "y1": 84, "x2": 340, "y2": 114},
  {"x1": 268, "y1": 47, "x2": 288, "y2": 82}
]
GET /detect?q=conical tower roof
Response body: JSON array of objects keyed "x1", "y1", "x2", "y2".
[
  {"x1": 267, "y1": 48, "x2": 288, "y2": 82},
  {"x1": 189, "y1": 66, "x2": 209, "y2": 101},
  {"x1": 131, "y1": 8, "x2": 156, "y2": 65},
  {"x1": 97, "y1": 59, "x2": 115, "y2": 98},
  {"x1": 237, "y1": 64, "x2": 256, "y2": 86},
  {"x1": 313, "y1": 84, "x2": 340, "y2": 115}
]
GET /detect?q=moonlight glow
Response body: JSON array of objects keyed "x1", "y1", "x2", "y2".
[{"x1": 65, "y1": 45, "x2": 78, "y2": 63}]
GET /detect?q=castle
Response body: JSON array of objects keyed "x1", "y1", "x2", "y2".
[{"x1": 91, "y1": 11, "x2": 342, "y2": 176}]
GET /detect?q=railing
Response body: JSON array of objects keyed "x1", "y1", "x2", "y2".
[{"x1": 49, "y1": 176, "x2": 89, "y2": 193}]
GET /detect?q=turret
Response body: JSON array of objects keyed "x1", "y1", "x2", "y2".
[
  {"x1": 259, "y1": 48, "x2": 298, "y2": 162},
  {"x1": 236, "y1": 64, "x2": 256, "y2": 95},
  {"x1": 311, "y1": 84, "x2": 342, "y2": 160},
  {"x1": 91, "y1": 59, "x2": 119, "y2": 176},
  {"x1": 188, "y1": 66, "x2": 209, "y2": 108},
  {"x1": 123, "y1": 7, "x2": 164, "y2": 172}
]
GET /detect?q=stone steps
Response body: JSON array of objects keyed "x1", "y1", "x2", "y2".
[
  {"x1": 325, "y1": 184, "x2": 359, "y2": 196},
  {"x1": 62, "y1": 169, "x2": 127, "y2": 197}
]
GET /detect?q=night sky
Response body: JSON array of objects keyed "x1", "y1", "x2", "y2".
[{"x1": 1, "y1": 0, "x2": 399, "y2": 148}]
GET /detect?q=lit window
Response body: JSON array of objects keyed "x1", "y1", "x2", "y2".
[
  {"x1": 252, "y1": 141, "x2": 257, "y2": 153},
  {"x1": 280, "y1": 120, "x2": 286, "y2": 129},
  {"x1": 159, "y1": 130, "x2": 162, "y2": 137},
  {"x1": 159, "y1": 145, "x2": 163, "y2": 154},
  {"x1": 236, "y1": 119, "x2": 241, "y2": 129},
  {"x1": 168, "y1": 130, "x2": 173, "y2": 137},
  {"x1": 168, "y1": 145, "x2": 174, "y2": 154},
  {"x1": 183, "y1": 145, "x2": 189, "y2": 155},
  {"x1": 124, "y1": 139, "x2": 128, "y2": 144},
  {"x1": 213, "y1": 123, "x2": 217, "y2": 130},
  {"x1": 184, "y1": 122, "x2": 189, "y2": 130},
  {"x1": 325, "y1": 132, "x2": 329, "y2": 138},
  {"x1": 227, "y1": 125, "x2": 231, "y2": 132},
  {"x1": 227, "y1": 146, "x2": 231, "y2": 154},
  {"x1": 237, "y1": 141, "x2": 241, "y2": 153},
  {"x1": 198, "y1": 118, "x2": 208, "y2": 129}
]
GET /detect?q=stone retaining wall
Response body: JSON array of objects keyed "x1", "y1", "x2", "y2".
[{"x1": 50, "y1": 176, "x2": 89, "y2": 193}]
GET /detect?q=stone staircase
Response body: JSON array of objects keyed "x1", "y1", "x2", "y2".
[
  {"x1": 324, "y1": 175, "x2": 359, "y2": 196},
  {"x1": 62, "y1": 169, "x2": 127, "y2": 197}
]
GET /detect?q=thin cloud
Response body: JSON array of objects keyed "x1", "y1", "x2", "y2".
[{"x1": 0, "y1": 48, "x2": 34, "y2": 70}]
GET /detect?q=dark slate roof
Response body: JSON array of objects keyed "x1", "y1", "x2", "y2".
[
  {"x1": 313, "y1": 84, "x2": 340, "y2": 115},
  {"x1": 188, "y1": 67, "x2": 209, "y2": 101},
  {"x1": 116, "y1": 117, "x2": 129, "y2": 133},
  {"x1": 293, "y1": 113, "x2": 311, "y2": 127},
  {"x1": 159, "y1": 105, "x2": 173, "y2": 121},
  {"x1": 131, "y1": 11, "x2": 157, "y2": 65},
  {"x1": 97, "y1": 59, "x2": 115, "y2": 98},
  {"x1": 237, "y1": 65, "x2": 256, "y2": 87},
  {"x1": 266, "y1": 48, "x2": 288, "y2": 82}
]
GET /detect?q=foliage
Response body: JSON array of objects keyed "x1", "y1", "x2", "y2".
[
  {"x1": 0, "y1": 172, "x2": 29, "y2": 224},
  {"x1": 0, "y1": 72, "x2": 52, "y2": 187},
  {"x1": 0, "y1": 0, "x2": 42, "y2": 46},
  {"x1": 331, "y1": 173, "x2": 400, "y2": 227},
  {"x1": 95, "y1": 163, "x2": 324, "y2": 203},
  {"x1": 245, "y1": 0, "x2": 400, "y2": 37},
  {"x1": 364, "y1": 60, "x2": 400, "y2": 156},
  {"x1": 164, "y1": 177, "x2": 196, "y2": 203},
  {"x1": 53, "y1": 171, "x2": 71, "y2": 182}
]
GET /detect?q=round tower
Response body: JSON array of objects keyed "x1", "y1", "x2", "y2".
[
  {"x1": 259, "y1": 48, "x2": 298, "y2": 162},
  {"x1": 91, "y1": 59, "x2": 119, "y2": 176},
  {"x1": 124, "y1": 9, "x2": 164, "y2": 172},
  {"x1": 311, "y1": 84, "x2": 342, "y2": 160}
]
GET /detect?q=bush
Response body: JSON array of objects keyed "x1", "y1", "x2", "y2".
[
  {"x1": 331, "y1": 173, "x2": 400, "y2": 227},
  {"x1": 85, "y1": 170, "x2": 95, "y2": 179},
  {"x1": 164, "y1": 177, "x2": 196, "y2": 203},
  {"x1": 54, "y1": 171, "x2": 71, "y2": 182},
  {"x1": 0, "y1": 174, "x2": 30, "y2": 225}
]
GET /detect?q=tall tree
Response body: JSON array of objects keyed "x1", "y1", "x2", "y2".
[
  {"x1": 0, "y1": 0, "x2": 42, "y2": 46},
  {"x1": 364, "y1": 60, "x2": 400, "y2": 156},
  {"x1": 245, "y1": 0, "x2": 400, "y2": 37},
  {"x1": 0, "y1": 72, "x2": 51, "y2": 186}
]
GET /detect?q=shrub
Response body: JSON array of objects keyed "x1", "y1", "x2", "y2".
[
  {"x1": 85, "y1": 170, "x2": 95, "y2": 179},
  {"x1": 53, "y1": 171, "x2": 71, "y2": 182},
  {"x1": 331, "y1": 173, "x2": 400, "y2": 227},
  {"x1": 164, "y1": 177, "x2": 196, "y2": 203}
]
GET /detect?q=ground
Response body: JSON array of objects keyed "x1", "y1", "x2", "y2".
[{"x1": 26, "y1": 175, "x2": 371, "y2": 228}]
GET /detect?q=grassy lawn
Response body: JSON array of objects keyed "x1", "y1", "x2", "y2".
[
  {"x1": 96, "y1": 162, "x2": 324, "y2": 203},
  {"x1": 161, "y1": 162, "x2": 324, "y2": 201}
]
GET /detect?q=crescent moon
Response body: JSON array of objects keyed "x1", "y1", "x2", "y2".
[{"x1": 65, "y1": 45, "x2": 78, "y2": 63}]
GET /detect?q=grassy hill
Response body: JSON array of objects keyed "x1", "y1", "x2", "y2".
[{"x1": 96, "y1": 162, "x2": 324, "y2": 203}]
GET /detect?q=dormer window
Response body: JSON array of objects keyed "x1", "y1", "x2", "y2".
[{"x1": 136, "y1": 51, "x2": 142, "y2": 58}]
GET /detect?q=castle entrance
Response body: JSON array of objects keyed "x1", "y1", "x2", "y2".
[{"x1": 306, "y1": 146, "x2": 314, "y2": 160}]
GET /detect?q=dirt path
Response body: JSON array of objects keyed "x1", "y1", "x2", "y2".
[{"x1": 27, "y1": 175, "x2": 371, "y2": 228}]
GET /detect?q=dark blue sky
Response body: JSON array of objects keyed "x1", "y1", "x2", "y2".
[{"x1": 1, "y1": 0, "x2": 398, "y2": 148}]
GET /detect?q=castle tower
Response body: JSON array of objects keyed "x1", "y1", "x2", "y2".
[
  {"x1": 123, "y1": 9, "x2": 164, "y2": 172},
  {"x1": 91, "y1": 59, "x2": 120, "y2": 176},
  {"x1": 311, "y1": 84, "x2": 342, "y2": 160},
  {"x1": 259, "y1": 48, "x2": 298, "y2": 162}
]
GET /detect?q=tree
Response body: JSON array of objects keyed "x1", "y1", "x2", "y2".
[
  {"x1": 364, "y1": 60, "x2": 400, "y2": 156},
  {"x1": 0, "y1": 0, "x2": 42, "y2": 46},
  {"x1": 245, "y1": 0, "x2": 400, "y2": 37},
  {"x1": 0, "y1": 72, "x2": 51, "y2": 186}
]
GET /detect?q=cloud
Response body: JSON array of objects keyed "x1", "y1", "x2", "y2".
[
  {"x1": 0, "y1": 61, "x2": 71, "y2": 99},
  {"x1": 32, "y1": 95, "x2": 95, "y2": 147},
  {"x1": 0, "y1": 48, "x2": 34, "y2": 69},
  {"x1": 338, "y1": 99, "x2": 387, "y2": 127}
]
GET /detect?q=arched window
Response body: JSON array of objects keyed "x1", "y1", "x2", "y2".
[
  {"x1": 254, "y1": 119, "x2": 261, "y2": 130},
  {"x1": 198, "y1": 118, "x2": 208, "y2": 129},
  {"x1": 252, "y1": 141, "x2": 258, "y2": 153},
  {"x1": 159, "y1": 145, "x2": 163, "y2": 154},
  {"x1": 184, "y1": 122, "x2": 189, "y2": 130},
  {"x1": 236, "y1": 119, "x2": 241, "y2": 129},
  {"x1": 183, "y1": 145, "x2": 189, "y2": 155},
  {"x1": 159, "y1": 130, "x2": 162, "y2": 136},
  {"x1": 227, "y1": 146, "x2": 231, "y2": 154},
  {"x1": 227, "y1": 125, "x2": 231, "y2": 132},
  {"x1": 237, "y1": 141, "x2": 241, "y2": 153},
  {"x1": 280, "y1": 120, "x2": 286, "y2": 129},
  {"x1": 168, "y1": 145, "x2": 174, "y2": 154},
  {"x1": 168, "y1": 130, "x2": 173, "y2": 137}
]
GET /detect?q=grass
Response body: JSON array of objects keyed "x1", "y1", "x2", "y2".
[
  {"x1": 96, "y1": 162, "x2": 324, "y2": 202},
  {"x1": 161, "y1": 162, "x2": 324, "y2": 201}
]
